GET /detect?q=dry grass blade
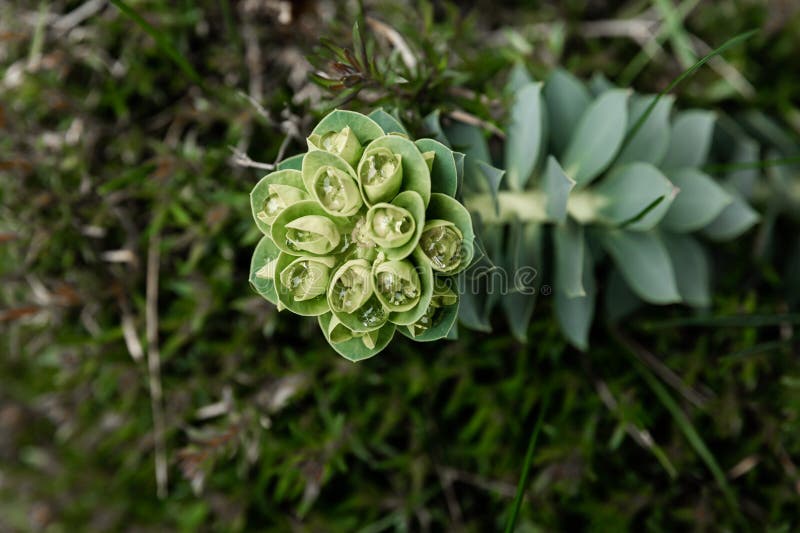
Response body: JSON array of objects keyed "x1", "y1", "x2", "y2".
[{"x1": 146, "y1": 230, "x2": 168, "y2": 498}]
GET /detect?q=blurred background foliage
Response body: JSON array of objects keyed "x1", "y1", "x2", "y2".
[{"x1": 1, "y1": 0, "x2": 799, "y2": 530}]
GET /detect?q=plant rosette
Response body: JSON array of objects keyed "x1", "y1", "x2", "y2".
[{"x1": 250, "y1": 109, "x2": 474, "y2": 360}]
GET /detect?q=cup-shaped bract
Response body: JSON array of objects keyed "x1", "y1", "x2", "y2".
[
  {"x1": 271, "y1": 200, "x2": 349, "y2": 257},
  {"x1": 418, "y1": 193, "x2": 475, "y2": 274},
  {"x1": 279, "y1": 255, "x2": 336, "y2": 302},
  {"x1": 319, "y1": 313, "x2": 396, "y2": 362},
  {"x1": 405, "y1": 280, "x2": 459, "y2": 341},
  {"x1": 308, "y1": 126, "x2": 364, "y2": 167},
  {"x1": 357, "y1": 146, "x2": 403, "y2": 205},
  {"x1": 366, "y1": 203, "x2": 416, "y2": 250},
  {"x1": 328, "y1": 259, "x2": 389, "y2": 332},
  {"x1": 372, "y1": 258, "x2": 421, "y2": 313},
  {"x1": 274, "y1": 253, "x2": 335, "y2": 316},
  {"x1": 312, "y1": 166, "x2": 363, "y2": 216},
  {"x1": 250, "y1": 169, "x2": 308, "y2": 234},
  {"x1": 359, "y1": 135, "x2": 432, "y2": 207}
]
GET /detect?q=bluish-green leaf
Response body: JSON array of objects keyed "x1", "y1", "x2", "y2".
[
  {"x1": 555, "y1": 246, "x2": 595, "y2": 350},
  {"x1": 600, "y1": 230, "x2": 681, "y2": 304},
  {"x1": 616, "y1": 94, "x2": 674, "y2": 166},
  {"x1": 543, "y1": 156, "x2": 575, "y2": 224},
  {"x1": 553, "y1": 220, "x2": 585, "y2": 298},
  {"x1": 662, "y1": 232, "x2": 710, "y2": 307},
  {"x1": 505, "y1": 82, "x2": 546, "y2": 190},
  {"x1": 543, "y1": 68, "x2": 591, "y2": 157},
  {"x1": 506, "y1": 62, "x2": 534, "y2": 94},
  {"x1": 563, "y1": 89, "x2": 630, "y2": 186},
  {"x1": 661, "y1": 110, "x2": 716, "y2": 169},
  {"x1": 277, "y1": 153, "x2": 304, "y2": 171},
  {"x1": 605, "y1": 268, "x2": 642, "y2": 322},
  {"x1": 662, "y1": 169, "x2": 732, "y2": 233},
  {"x1": 594, "y1": 163, "x2": 677, "y2": 230},
  {"x1": 701, "y1": 191, "x2": 759, "y2": 241},
  {"x1": 501, "y1": 221, "x2": 542, "y2": 342}
]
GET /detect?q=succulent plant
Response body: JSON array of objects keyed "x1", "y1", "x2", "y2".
[
  {"x1": 442, "y1": 65, "x2": 761, "y2": 350},
  {"x1": 250, "y1": 110, "x2": 474, "y2": 360}
]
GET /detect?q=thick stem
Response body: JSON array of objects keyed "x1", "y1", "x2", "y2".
[{"x1": 464, "y1": 189, "x2": 602, "y2": 225}]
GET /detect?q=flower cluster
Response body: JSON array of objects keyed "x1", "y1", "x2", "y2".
[{"x1": 249, "y1": 110, "x2": 474, "y2": 360}]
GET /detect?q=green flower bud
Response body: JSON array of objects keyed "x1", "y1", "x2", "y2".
[
  {"x1": 311, "y1": 166, "x2": 362, "y2": 217},
  {"x1": 284, "y1": 215, "x2": 341, "y2": 255},
  {"x1": 365, "y1": 203, "x2": 416, "y2": 249},
  {"x1": 419, "y1": 219, "x2": 464, "y2": 272},
  {"x1": 279, "y1": 256, "x2": 336, "y2": 302},
  {"x1": 328, "y1": 259, "x2": 373, "y2": 314},
  {"x1": 372, "y1": 259, "x2": 421, "y2": 312},
  {"x1": 258, "y1": 184, "x2": 308, "y2": 225},
  {"x1": 358, "y1": 147, "x2": 403, "y2": 204},
  {"x1": 309, "y1": 126, "x2": 363, "y2": 167}
]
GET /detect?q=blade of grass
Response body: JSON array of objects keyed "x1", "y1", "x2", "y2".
[
  {"x1": 618, "y1": 0, "x2": 701, "y2": 85},
  {"x1": 652, "y1": 0, "x2": 697, "y2": 70},
  {"x1": 109, "y1": 0, "x2": 204, "y2": 88},
  {"x1": 643, "y1": 313, "x2": 800, "y2": 330},
  {"x1": 504, "y1": 391, "x2": 550, "y2": 533},
  {"x1": 621, "y1": 29, "x2": 758, "y2": 153},
  {"x1": 702, "y1": 155, "x2": 800, "y2": 174},
  {"x1": 611, "y1": 327, "x2": 743, "y2": 522}
]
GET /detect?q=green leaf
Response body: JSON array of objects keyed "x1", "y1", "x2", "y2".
[
  {"x1": 616, "y1": 94, "x2": 674, "y2": 166},
  {"x1": 661, "y1": 110, "x2": 716, "y2": 169},
  {"x1": 701, "y1": 191, "x2": 759, "y2": 241},
  {"x1": 400, "y1": 298, "x2": 460, "y2": 342},
  {"x1": 415, "y1": 138, "x2": 458, "y2": 197},
  {"x1": 555, "y1": 244, "x2": 595, "y2": 350},
  {"x1": 600, "y1": 230, "x2": 681, "y2": 304},
  {"x1": 661, "y1": 169, "x2": 732, "y2": 233},
  {"x1": 277, "y1": 153, "x2": 305, "y2": 171},
  {"x1": 504, "y1": 82, "x2": 546, "y2": 190},
  {"x1": 553, "y1": 220, "x2": 585, "y2": 298},
  {"x1": 562, "y1": 89, "x2": 629, "y2": 186},
  {"x1": 249, "y1": 236, "x2": 281, "y2": 305},
  {"x1": 443, "y1": 121, "x2": 492, "y2": 194},
  {"x1": 505, "y1": 62, "x2": 533, "y2": 94},
  {"x1": 476, "y1": 161, "x2": 505, "y2": 214},
  {"x1": 593, "y1": 163, "x2": 677, "y2": 230},
  {"x1": 422, "y1": 109, "x2": 450, "y2": 146},
  {"x1": 604, "y1": 268, "x2": 642, "y2": 322},
  {"x1": 589, "y1": 72, "x2": 616, "y2": 96},
  {"x1": 543, "y1": 68, "x2": 591, "y2": 157},
  {"x1": 501, "y1": 221, "x2": 542, "y2": 342},
  {"x1": 543, "y1": 156, "x2": 575, "y2": 224},
  {"x1": 661, "y1": 232, "x2": 710, "y2": 307},
  {"x1": 312, "y1": 109, "x2": 385, "y2": 145},
  {"x1": 319, "y1": 313, "x2": 396, "y2": 361},
  {"x1": 363, "y1": 135, "x2": 432, "y2": 207},
  {"x1": 368, "y1": 108, "x2": 409, "y2": 135}
]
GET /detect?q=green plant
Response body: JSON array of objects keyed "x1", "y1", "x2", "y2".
[{"x1": 249, "y1": 110, "x2": 473, "y2": 360}]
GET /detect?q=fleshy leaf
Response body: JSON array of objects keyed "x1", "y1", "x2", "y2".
[
  {"x1": 505, "y1": 82, "x2": 546, "y2": 190},
  {"x1": 542, "y1": 156, "x2": 575, "y2": 224},
  {"x1": 562, "y1": 89, "x2": 630, "y2": 186},
  {"x1": 661, "y1": 110, "x2": 716, "y2": 169},
  {"x1": 543, "y1": 68, "x2": 591, "y2": 157},
  {"x1": 661, "y1": 169, "x2": 732, "y2": 233},
  {"x1": 600, "y1": 230, "x2": 681, "y2": 304},
  {"x1": 277, "y1": 153, "x2": 305, "y2": 171},
  {"x1": 661, "y1": 232, "x2": 710, "y2": 307},
  {"x1": 555, "y1": 244, "x2": 596, "y2": 351},
  {"x1": 553, "y1": 220, "x2": 585, "y2": 298},
  {"x1": 593, "y1": 162, "x2": 677, "y2": 231},
  {"x1": 616, "y1": 94, "x2": 674, "y2": 166},
  {"x1": 500, "y1": 220, "x2": 542, "y2": 342},
  {"x1": 701, "y1": 191, "x2": 759, "y2": 241}
]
